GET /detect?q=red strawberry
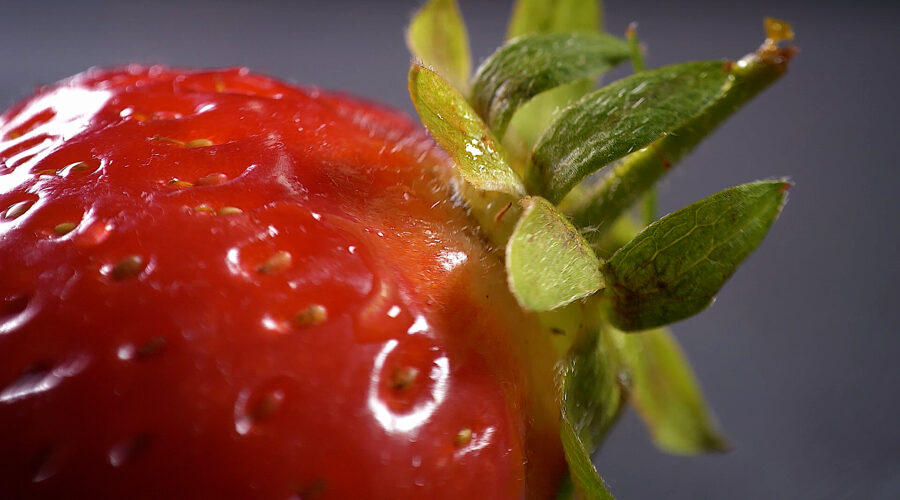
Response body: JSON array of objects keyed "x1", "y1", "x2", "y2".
[{"x1": 0, "y1": 66, "x2": 565, "y2": 499}]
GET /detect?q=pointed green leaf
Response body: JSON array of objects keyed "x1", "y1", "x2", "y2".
[
  {"x1": 507, "y1": 0, "x2": 602, "y2": 39},
  {"x1": 527, "y1": 61, "x2": 731, "y2": 203},
  {"x1": 603, "y1": 180, "x2": 789, "y2": 331},
  {"x1": 507, "y1": 196, "x2": 603, "y2": 311},
  {"x1": 409, "y1": 64, "x2": 525, "y2": 197},
  {"x1": 611, "y1": 326, "x2": 728, "y2": 454},
  {"x1": 559, "y1": 326, "x2": 621, "y2": 500},
  {"x1": 407, "y1": 0, "x2": 472, "y2": 93},
  {"x1": 567, "y1": 42, "x2": 795, "y2": 236},
  {"x1": 472, "y1": 32, "x2": 630, "y2": 139}
]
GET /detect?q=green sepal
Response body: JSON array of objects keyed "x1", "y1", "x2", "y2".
[
  {"x1": 507, "y1": 0, "x2": 603, "y2": 40},
  {"x1": 610, "y1": 325, "x2": 729, "y2": 454},
  {"x1": 558, "y1": 322, "x2": 622, "y2": 500},
  {"x1": 472, "y1": 32, "x2": 630, "y2": 139},
  {"x1": 408, "y1": 63, "x2": 525, "y2": 198},
  {"x1": 407, "y1": 0, "x2": 472, "y2": 93},
  {"x1": 567, "y1": 42, "x2": 795, "y2": 235},
  {"x1": 527, "y1": 61, "x2": 731, "y2": 203},
  {"x1": 603, "y1": 180, "x2": 789, "y2": 331},
  {"x1": 506, "y1": 196, "x2": 604, "y2": 311}
]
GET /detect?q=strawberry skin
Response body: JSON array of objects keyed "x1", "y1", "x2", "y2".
[{"x1": 0, "y1": 67, "x2": 564, "y2": 499}]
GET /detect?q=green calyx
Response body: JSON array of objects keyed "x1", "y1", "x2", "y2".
[{"x1": 407, "y1": 1, "x2": 795, "y2": 498}]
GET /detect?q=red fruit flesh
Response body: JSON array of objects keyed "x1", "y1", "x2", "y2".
[{"x1": 0, "y1": 66, "x2": 564, "y2": 499}]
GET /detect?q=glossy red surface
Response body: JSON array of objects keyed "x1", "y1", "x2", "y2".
[{"x1": 0, "y1": 67, "x2": 564, "y2": 499}]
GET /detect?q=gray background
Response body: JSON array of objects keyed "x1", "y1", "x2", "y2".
[{"x1": 2, "y1": 0, "x2": 897, "y2": 498}]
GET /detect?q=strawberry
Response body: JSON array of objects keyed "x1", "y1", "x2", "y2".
[
  {"x1": 0, "y1": 65, "x2": 565, "y2": 498},
  {"x1": 0, "y1": 1, "x2": 795, "y2": 499}
]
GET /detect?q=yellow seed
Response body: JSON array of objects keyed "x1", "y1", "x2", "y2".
[
  {"x1": 53, "y1": 222, "x2": 77, "y2": 236},
  {"x1": 192, "y1": 204, "x2": 215, "y2": 214},
  {"x1": 60, "y1": 161, "x2": 91, "y2": 176},
  {"x1": 248, "y1": 391, "x2": 284, "y2": 422},
  {"x1": 218, "y1": 206, "x2": 243, "y2": 216},
  {"x1": 4, "y1": 201, "x2": 32, "y2": 220},
  {"x1": 185, "y1": 138, "x2": 214, "y2": 148},
  {"x1": 168, "y1": 179, "x2": 193, "y2": 188},
  {"x1": 390, "y1": 366, "x2": 419, "y2": 391},
  {"x1": 135, "y1": 336, "x2": 167, "y2": 359},
  {"x1": 195, "y1": 173, "x2": 227, "y2": 186},
  {"x1": 214, "y1": 78, "x2": 226, "y2": 93},
  {"x1": 7, "y1": 131, "x2": 22, "y2": 139},
  {"x1": 34, "y1": 169, "x2": 59, "y2": 176},
  {"x1": 454, "y1": 428, "x2": 472, "y2": 447},
  {"x1": 294, "y1": 305, "x2": 327, "y2": 328},
  {"x1": 111, "y1": 255, "x2": 145, "y2": 280},
  {"x1": 257, "y1": 251, "x2": 292, "y2": 274}
]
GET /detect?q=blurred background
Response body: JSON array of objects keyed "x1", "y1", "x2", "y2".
[{"x1": 1, "y1": 0, "x2": 897, "y2": 498}]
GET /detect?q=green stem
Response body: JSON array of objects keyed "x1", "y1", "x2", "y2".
[{"x1": 565, "y1": 42, "x2": 795, "y2": 240}]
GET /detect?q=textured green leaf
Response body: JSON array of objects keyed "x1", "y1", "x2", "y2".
[
  {"x1": 611, "y1": 326, "x2": 728, "y2": 454},
  {"x1": 507, "y1": 197, "x2": 603, "y2": 311},
  {"x1": 604, "y1": 180, "x2": 789, "y2": 331},
  {"x1": 472, "y1": 32, "x2": 629, "y2": 139},
  {"x1": 507, "y1": 0, "x2": 602, "y2": 40},
  {"x1": 406, "y1": 0, "x2": 472, "y2": 93},
  {"x1": 408, "y1": 64, "x2": 525, "y2": 197},
  {"x1": 527, "y1": 61, "x2": 730, "y2": 203},
  {"x1": 559, "y1": 326, "x2": 621, "y2": 500},
  {"x1": 567, "y1": 44, "x2": 795, "y2": 236}
]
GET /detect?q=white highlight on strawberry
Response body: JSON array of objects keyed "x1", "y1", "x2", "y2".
[
  {"x1": 367, "y1": 339, "x2": 450, "y2": 435},
  {"x1": 407, "y1": 315, "x2": 430, "y2": 335},
  {"x1": 0, "y1": 354, "x2": 90, "y2": 403},
  {"x1": 438, "y1": 250, "x2": 468, "y2": 272},
  {"x1": 0, "y1": 86, "x2": 111, "y2": 194}
]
